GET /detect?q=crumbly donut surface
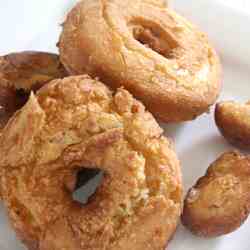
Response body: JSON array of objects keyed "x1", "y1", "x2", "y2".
[
  {"x1": 59, "y1": 0, "x2": 221, "y2": 122},
  {"x1": 0, "y1": 75, "x2": 182, "y2": 250}
]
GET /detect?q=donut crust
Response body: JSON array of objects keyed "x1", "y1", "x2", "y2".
[
  {"x1": 215, "y1": 101, "x2": 250, "y2": 149},
  {"x1": 59, "y1": 0, "x2": 221, "y2": 122},
  {"x1": 0, "y1": 75, "x2": 182, "y2": 250},
  {"x1": 182, "y1": 151, "x2": 250, "y2": 237}
]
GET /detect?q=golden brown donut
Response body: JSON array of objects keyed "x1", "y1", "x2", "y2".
[
  {"x1": 0, "y1": 75, "x2": 182, "y2": 250},
  {"x1": 59, "y1": 0, "x2": 221, "y2": 122},
  {"x1": 0, "y1": 51, "x2": 67, "y2": 131},
  {"x1": 182, "y1": 151, "x2": 250, "y2": 238},
  {"x1": 215, "y1": 101, "x2": 250, "y2": 149}
]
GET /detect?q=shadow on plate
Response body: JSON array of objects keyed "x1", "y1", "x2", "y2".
[{"x1": 161, "y1": 122, "x2": 187, "y2": 143}]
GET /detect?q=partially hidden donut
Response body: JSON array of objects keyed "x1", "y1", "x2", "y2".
[
  {"x1": 0, "y1": 75, "x2": 183, "y2": 250},
  {"x1": 0, "y1": 51, "x2": 67, "y2": 131},
  {"x1": 182, "y1": 151, "x2": 250, "y2": 237},
  {"x1": 59, "y1": 0, "x2": 221, "y2": 122},
  {"x1": 215, "y1": 101, "x2": 250, "y2": 149}
]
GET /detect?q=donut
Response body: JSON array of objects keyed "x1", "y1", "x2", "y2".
[
  {"x1": 0, "y1": 51, "x2": 67, "y2": 131},
  {"x1": 182, "y1": 151, "x2": 250, "y2": 237},
  {"x1": 59, "y1": 0, "x2": 221, "y2": 122},
  {"x1": 0, "y1": 75, "x2": 182, "y2": 250},
  {"x1": 215, "y1": 101, "x2": 250, "y2": 149}
]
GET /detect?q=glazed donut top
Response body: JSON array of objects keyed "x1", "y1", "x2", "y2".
[
  {"x1": 0, "y1": 75, "x2": 182, "y2": 250},
  {"x1": 59, "y1": 0, "x2": 221, "y2": 122}
]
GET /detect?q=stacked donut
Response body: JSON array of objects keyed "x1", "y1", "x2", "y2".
[{"x1": 0, "y1": 1, "x2": 233, "y2": 250}]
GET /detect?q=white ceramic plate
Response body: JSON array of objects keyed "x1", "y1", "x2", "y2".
[{"x1": 0, "y1": 1, "x2": 250, "y2": 249}]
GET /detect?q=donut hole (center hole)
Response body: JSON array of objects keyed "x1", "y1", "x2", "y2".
[
  {"x1": 72, "y1": 168, "x2": 103, "y2": 205},
  {"x1": 0, "y1": 87, "x2": 29, "y2": 129},
  {"x1": 15, "y1": 89, "x2": 30, "y2": 107},
  {"x1": 0, "y1": 87, "x2": 28, "y2": 113},
  {"x1": 131, "y1": 23, "x2": 178, "y2": 59}
]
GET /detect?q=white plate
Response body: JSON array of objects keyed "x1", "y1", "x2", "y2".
[{"x1": 0, "y1": 1, "x2": 250, "y2": 249}]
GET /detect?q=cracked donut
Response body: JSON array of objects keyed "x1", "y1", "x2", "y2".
[
  {"x1": 182, "y1": 151, "x2": 250, "y2": 238},
  {"x1": 59, "y1": 0, "x2": 221, "y2": 122},
  {"x1": 215, "y1": 101, "x2": 250, "y2": 149},
  {"x1": 0, "y1": 51, "x2": 67, "y2": 131},
  {"x1": 0, "y1": 75, "x2": 182, "y2": 250}
]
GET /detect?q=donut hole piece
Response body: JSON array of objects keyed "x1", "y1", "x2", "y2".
[
  {"x1": 182, "y1": 151, "x2": 250, "y2": 237},
  {"x1": 130, "y1": 20, "x2": 178, "y2": 59},
  {"x1": 71, "y1": 168, "x2": 103, "y2": 205}
]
